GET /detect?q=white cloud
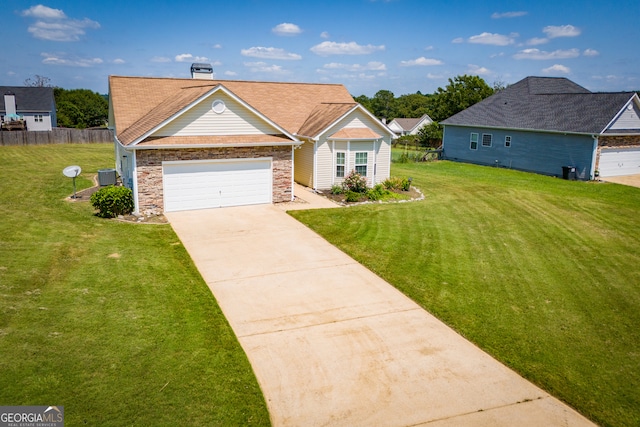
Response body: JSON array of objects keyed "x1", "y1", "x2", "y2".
[
  {"x1": 113, "y1": 58, "x2": 125, "y2": 64},
  {"x1": 490, "y1": 52, "x2": 505, "y2": 58},
  {"x1": 151, "y1": 56, "x2": 171, "y2": 63},
  {"x1": 175, "y1": 53, "x2": 209, "y2": 63},
  {"x1": 322, "y1": 61, "x2": 386, "y2": 72},
  {"x1": 21, "y1": 5, "x2": 66, "y2": 19},
  {"x1": 241, "y1": 47, "x2": 302, "y2": 60},
  {"x1": 272, "y1": 23, "x2": 302, "y2": 36},
  {"x1": 513, "y1": 48, "x2": 580, "y2": 60},
  {"x1": 244, "y1": 61, "x2": 287, "y2": 74},
  {"x1": 543, "y1": 25, "x2": 581, "y2": 38},
  {"x1": 310, "y1": 41, "x2": 385, "y2": 56},
  {"x1": 212, "y1": 44, "x2": 222, "y2": 49},
  {"x1": 468, "y1": 32, "x2": 518, "y2": 46},
  {"x1": 491, "y1": 11, "x2": 528, "y2": 19},
  {"x1": 527, "y1": 37, "x2": 549, "y2": 46},
  {"x1": 424, "y1": 45, "x2": 434, "y2": 51},
  {"x1": 320, "y1": 31, "x2": 330, "y2": 39},
  {"x1": 467, "y1": 64, "x2": 491, "y2": 75},
  {"x1": 452, "y1": 37, "x2": 464, "y2": 44},
  {"x1": 21, "y1": 5, "x2": 99, "y2": 42},
  {"x1": 543, "y1": 64, "x2": 571, "y2": 74},
  {"x1": 399, "y1": 57, "x2": 443, "y2": 66},
  {"x1": 583, "y1": 48, "x2": 599, "y2": 57},
  {"x1": 41, "y1": 52, "x2": 103, "y2": 67}
]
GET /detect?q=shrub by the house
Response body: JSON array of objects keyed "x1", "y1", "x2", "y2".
[{"x1": 90, "y1": 185, "x2": 134, "y2": 218}]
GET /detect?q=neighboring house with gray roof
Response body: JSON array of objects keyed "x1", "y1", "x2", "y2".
[
  {"x1": 0, "y1": 86, "x2": 57, "y2": 131},
  {"x1": 109, "y1": 65, "x2": 394, "y2": 214},
  {"x1": 441, "y1": 76, "x2": 640, "y2": 180},
  {"x1": 388, "y1": 114, "x2": 433, "y2": 137}
]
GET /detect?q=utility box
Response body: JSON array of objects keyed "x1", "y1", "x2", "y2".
[{"x1": 98, "y1": 168, "x2": 117, "y2": 186}]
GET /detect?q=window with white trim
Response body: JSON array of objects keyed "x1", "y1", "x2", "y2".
[
  {"x1": 336, "y1": 152, "x2": 345, "y2": 178},
  {"x1": 355, "y1": 152, "x2": 368, "y2": 176},
  {"x1": 482, "y1": 133, "x2": 492, "y2": 147},
  {"x1": 34, "y1": 114, "x2": 43, "y2": 122},
  {"x1": 470, "y1": 133, "x2": 478, "y2": 150},
  {"x1": 505, "y1": 135, "x2": 511, "y2": 148}
]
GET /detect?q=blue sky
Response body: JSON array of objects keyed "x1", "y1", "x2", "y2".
[{"x1": 2, "y1": 0, "x2": 639, "y2": 96}]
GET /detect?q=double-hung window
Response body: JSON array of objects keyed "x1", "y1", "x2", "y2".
[
  {"x1": 355, "y1": 152, "x2": 368, "y2": 176},
  {"x1": 470, "y1": 133, "x2": 478, "y2": 150},
  {"x1": 34, "y1": 115, "x2": 43, "y2": 122},
  {"x1": 505, "y1": 136, "x2": 512, "y2": 148},
  {"x1": 336, "y1": 152, "x2": 346, "y2": 178},
  {"x1": 482, "y1": 134, "x2": 492, "y2": 147}
]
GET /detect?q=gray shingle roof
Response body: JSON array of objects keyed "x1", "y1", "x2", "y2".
[
  {"x1": 0, "y1": 86, "x2": 56, "y2": 113},
  {"x1": 441, "y1": 77, "x2": 635, "y2": 134}
]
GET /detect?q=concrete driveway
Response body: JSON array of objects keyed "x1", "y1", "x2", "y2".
[
  {"x1": 601, "y1": 173, "x2": 640, "y2": 188},
  {"x1": 166, "y1": 204, "x2": 595, "y2": 427}
]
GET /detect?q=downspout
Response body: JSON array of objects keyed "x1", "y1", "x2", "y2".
[
  {"x1": 132, "y1": 149, "x2": 140, "y2": 214},
  {"x1": 372, "y1": 139, "x2": 377, "y2": 186},
  {"x1": 590, "y1": 134, "x2": 599, "y2": 180},
  {"x1": 313, "y1": 138, "x2": 318, "y2": 191},
  {"x1": 291, "y1": 145, "x2": 295, "y2": 201}
]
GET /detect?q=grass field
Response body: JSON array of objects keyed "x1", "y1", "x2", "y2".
[
  {"x1": 290, "y1": 160, "x2": 640, "y2": 427},
  {"x1": 0, "y1": 144, "x2": 270, "y2": 426}
]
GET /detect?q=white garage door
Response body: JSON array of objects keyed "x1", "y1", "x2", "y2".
[
  {"x1": 599, "y1": 148, "x2": 640, "y2": 177},
  {"x1": 163, "y1": 158, "x2": 272, "y2": 212}
]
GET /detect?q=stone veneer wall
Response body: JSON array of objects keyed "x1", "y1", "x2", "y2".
[{"x1": 135, "y1": 146, "x2": 292, "y2": 214}]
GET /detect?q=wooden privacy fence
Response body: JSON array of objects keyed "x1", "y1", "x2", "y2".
[{"x1": 0, "y1": 128, "x2": 113, "y2": 146}]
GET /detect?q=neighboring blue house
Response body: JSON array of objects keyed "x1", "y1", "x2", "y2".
[{"x1": 441, "y1": 77, "x2": 640, "y2": 180}]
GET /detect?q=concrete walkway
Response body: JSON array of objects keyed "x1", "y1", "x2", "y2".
[{"x1": 166, "y1": 202, "x2": 596, "y2": 426}]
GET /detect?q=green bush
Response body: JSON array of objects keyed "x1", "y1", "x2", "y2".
[
  {"x1": 366, "y1": 184, "x2": 388, "y2": 201},
  {"x1": 383, "y1": 176, "x2": 404, "y2": 190},
  {"x1": 344, "y1": 191, "x2": 361, "y2": 202},
  {"x1": 401, "y1": 178, "x2": 411, "y2": 191},
  {"x1": 330, "y1": 184, "x2": 343, "y2": 195},
  {"x1": 342, "y1": 171, "x2": 368, "y2": 193},
  {"x1": 90, "y1": 185, "x2": 134, "y2": 218}
]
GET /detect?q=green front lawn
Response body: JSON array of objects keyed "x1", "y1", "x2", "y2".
[
  {"x1": 0, "y1": 144, "x2": 269, "y2": 426},
  {"x1": 290, "y1": 161, "x2": 640, "y2": 427}
]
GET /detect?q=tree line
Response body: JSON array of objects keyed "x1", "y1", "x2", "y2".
[
  {"x1": 24, "y1": 75, "x2": 108, "y2": 129},
  {"x1": 354, "y1": 75, "x2": 497, "y2": 147}
]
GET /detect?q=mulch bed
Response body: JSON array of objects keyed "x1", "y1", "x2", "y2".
[{"x1": 320, "y1": 186, "x2": 423, "y2": 205}]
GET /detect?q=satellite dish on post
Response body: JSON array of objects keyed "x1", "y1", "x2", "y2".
[{"x1": 63, "y1": 165, "x2": 82, "y2": 199}]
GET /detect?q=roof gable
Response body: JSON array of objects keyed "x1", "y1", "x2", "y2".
[
  {"x1": 0, "y1": 86, "x2": 55, "y2": 113},
  {"x1": 109, "y1": 76, "x2": 356, "y2": 145},
  {"x1": 604, "y1": 94, "x2": 640, "y2": 133},
  {"x1": 442, "y1": 77, "x2": 636, "y2": 134}
]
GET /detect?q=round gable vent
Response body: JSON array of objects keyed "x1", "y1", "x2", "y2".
[{"x1": 212, "y1": 99, "x2": 226, "y2": 114}]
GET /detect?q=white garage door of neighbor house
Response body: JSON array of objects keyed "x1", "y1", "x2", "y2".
[
  {"x1": 163, "y1": 158, "x2": 272, "y2": 212},
  {"x1": 599, "y1": 148, "x2": 640, "y2": 177}
]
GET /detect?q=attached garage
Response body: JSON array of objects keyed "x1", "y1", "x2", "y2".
[
  {"x1": 599, "y1": 147, "x2": 640, "y2": 177},
  {"x1": 163, "y1": 158, "x2": 272, "y2": 212}
]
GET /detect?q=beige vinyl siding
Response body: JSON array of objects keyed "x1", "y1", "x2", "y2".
[
  {"x1": 315, "y1": 139, "x2": 335, "y2": 189},
  {"x1": 294, "y1": 140, "x2": 314, "y2": 187},
  {"x1": 375, "y1": 137, "x2": 391, "y2": 184},
  {"x1": 154, "y1": 92, "x2": 280, "y2": 137},
  {"x1": 349, "y1": 141, "x2": 373, "y2": 185}
]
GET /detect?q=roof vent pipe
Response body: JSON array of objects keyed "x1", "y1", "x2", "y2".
[{"x1": 190, "y1": 63, "x2": 214, "y2": 80}]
